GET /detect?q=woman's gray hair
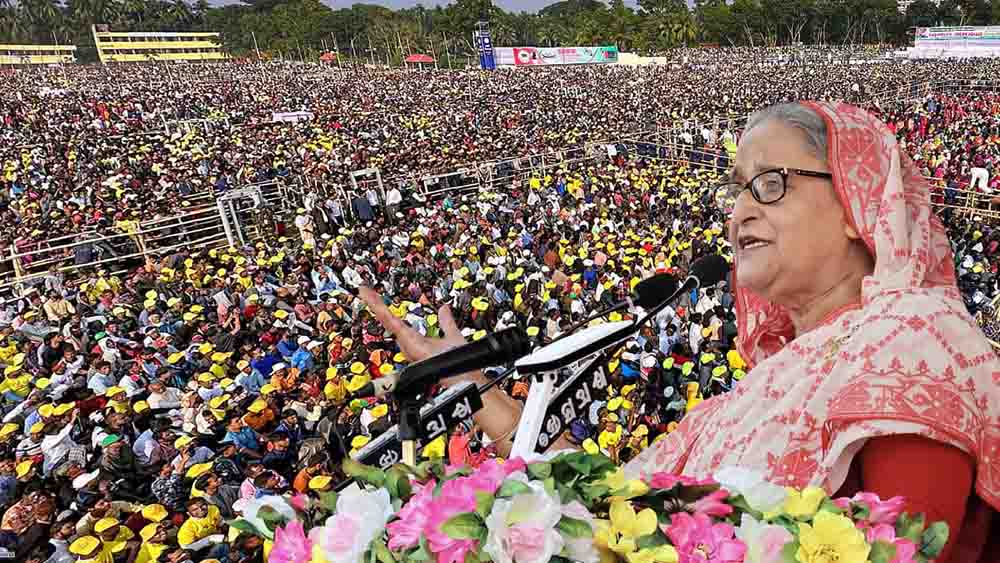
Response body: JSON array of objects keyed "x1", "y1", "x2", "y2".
[{"x1": 745, "y1": 103, "x2": 829, "y2": 162}]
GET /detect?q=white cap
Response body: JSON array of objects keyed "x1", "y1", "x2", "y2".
[
  {"x1": 272, "y1": 362, "x2": 287, "y2": 371},
  {"x1": 307, "y1": 341, "x2": 323, "y2": 350},
  {"x1": 297, "y1": 336, "x2": 310, "y2": 345}
]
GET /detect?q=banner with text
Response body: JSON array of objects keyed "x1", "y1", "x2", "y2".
[
  {"x1": 495, "y1": 46, "x2": 619, "y2": 67},
  {"x1": 915, "y1": 26, "x2": 1000, "y2": 49}
]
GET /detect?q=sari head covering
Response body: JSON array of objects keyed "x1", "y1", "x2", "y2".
[{"x1": 626, "y1": 102, "x2": 1000, "y2": 513}]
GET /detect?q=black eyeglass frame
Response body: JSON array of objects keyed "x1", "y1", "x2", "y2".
[{"x1": 717, "y1": 167, "x2": 834, "y2": 207}]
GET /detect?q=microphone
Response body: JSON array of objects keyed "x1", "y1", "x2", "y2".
[
  {"x1": 517, "y1": 254, "x2": 731, "y2": 375},
  {"x1": 556, "y1": 272, "x2": 678, "y2": 340},
  {"x1": 353, "y1": 327, "x2": 532, "y2": 398},
  {"x1": 631, "y1": 272, "x2": 681, "y2": 310},
  {"x1": 635, "y1": 254, "x2": 730, "y2": 327}
]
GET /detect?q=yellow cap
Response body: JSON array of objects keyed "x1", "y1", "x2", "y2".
[
  {"x1": 3, "y1": 365, "x2": 20, "y2": 377},
  {"x1": 350, "y1": 362, "x2": 366, "y2": 375},
  {"x1": 274, "y1": 310, "x2": 289, "y2": 319},
  {"x1": 346, "y1": 375, "x2": 370, "y2": 393},
  {"x1": 325, "y1": 367, "x2": 338, "y2": 380},
  {"x1": 393, "y1": 352, "x2": 406, "y2": 363},
  {"x1": 15, "y1": 460, "x2": 33, "y2": 478},
  {"x1": 219, "y1": 378, "x2": 234, "y2": 389},
  {"x1": 236, "y1": 360, "x2": 250, "y2": 370},
  {"x1": 38, "y1": 404, "x2": 55, "y2": 418},
  {"x1": 133, "y1": 401, "x2": 150, "y2": 413},
  {"x1": 142, "y1": 504, "x2": 168, "y2": 522},
  {"x1": 198, "y1": 343, "x2": 214, "y2": 355},
  {"x1": 105, "y1": 386, "x2": 125, "y2": 397},
  {"x1": 186, "y1": 462, "x2": 213, "y2": 479},
  {"x1": 472, "y1": 330, "x2": 487, "y2": 341},
  {"x1": 30, "y1": 421, "x2": 44, "y2": 434},
  {"x1": 378, "y1": 363, "x2": 393, "y2": 376},
  {"x1": 0, "y1": 423, "x2": 18, "y2": 437},
  {"x1": 370, "y1": 404, "x2": 389, "y2": 419},
  {"x1": 208, "y1": 395, "x2": 230, "y2": 409},
  {"x1": 350, "y1": 435, "x2": 370, "y2": 449},
  {"x1": 140, "y1": 522, "x2": 161, "y2": 542},
  {"x1": 210, "y1": 352, "x2": 232, "y2": 363},
  {"x1": 145, "y1": 290, "x2": 159, "y2": 300},
  {"x1": 197, "y1": 373, "x2": 215, "y2": 383},
  {"x1": 69, "y1": 536, "x2": 101, "y2": 556},
  {"x1": 260, "y1": 383, "x2": 277, "y2": 395},
  {"x1": 35, "y1": 378, "x2": 51, "y2": 390},
  {"x1": 53, "y1": 402, "x2": 74, "y2": 416},
  {"x1": 526, "y1": 326, "x2": 540, "y2": 337},
  {"x1": 308, "y1": 475, "x2": 333, "y2": 490},
  {"x1": 248, "y1": 399, "x2": 268, "y2": 414},
  {"x1": 173, "y1": 435, "x2": 194, "y2": 449},
  {"x1": 94, "y1": 517, "x2": 119, "y2": 533}
]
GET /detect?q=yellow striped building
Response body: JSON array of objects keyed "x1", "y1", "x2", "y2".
[
  {"x1": 92, "y1": 27, "x2": 227, "y2": 63},
  {"x1": 0, "y1": 44, "x2": 76, "y2": 65}
]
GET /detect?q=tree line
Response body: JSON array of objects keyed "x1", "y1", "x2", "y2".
[{"x1": 3, "y1": 0, "x2": 1000, "y2": 65}]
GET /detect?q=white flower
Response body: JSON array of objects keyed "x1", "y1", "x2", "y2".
[
  {"x1": 310, "y1": 488, "x2": 394, "y2": 563},
  {"x1": 560, "y1": 501, "x2": 600, "y2": 563},
  {"x1": 713, "y1": 466, "x2": 787, "y2": 513},
  {"x1": 484, "y1": 479, "x2": 565, "y2": 563},
  {"x1": 735, "y1": 514, "x2": 794, "y2": 563}
]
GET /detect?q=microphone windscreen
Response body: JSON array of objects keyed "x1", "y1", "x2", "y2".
[
  {"x1": 632, "y1": 273, "x2": 680, "y2": 309},
  {"x1": 691, "y1": 254, "x2": 730, "y2": 288}
]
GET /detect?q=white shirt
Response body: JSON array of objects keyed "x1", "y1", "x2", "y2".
[
  {"x1": 689, "y1": 323, "x2": 704, "y2": 356},
  {"x1": 133, "y1": 429, "x2": 157, "y2": 465},
  {"x1": 148, "y1": 387, "x2": 183, "y2": 410},
  {"x1": 386, "y1": 188, "x2": 402, "y2": 205},
  {"x1": 42, "y1": 422, "x2": 76, "y2": 475}
]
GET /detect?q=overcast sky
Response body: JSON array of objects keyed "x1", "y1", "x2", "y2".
[{"x1": 325, "y1": 1, "x2": 640, "y2": 12}]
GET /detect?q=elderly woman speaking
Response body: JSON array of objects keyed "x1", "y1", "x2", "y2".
[{"x1": 360, "y1": 102, "x2": 999, "y2": 562}]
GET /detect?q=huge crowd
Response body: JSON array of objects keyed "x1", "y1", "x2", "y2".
[{"x1": 0, "y1": 49, "x2": 999, "y2": 563}]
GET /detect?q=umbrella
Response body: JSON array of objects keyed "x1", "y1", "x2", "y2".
[{"x1": 404, "y1": 54, "x2": 435, "y2": 64}]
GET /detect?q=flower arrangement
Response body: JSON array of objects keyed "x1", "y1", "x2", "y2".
[{"x1": 231, "y1": 453, "x2": 949, "y2": 563}]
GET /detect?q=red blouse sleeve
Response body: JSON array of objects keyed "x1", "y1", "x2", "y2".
[{"x1": 859, "y1": 434, "x2": 976, "y2": 563}]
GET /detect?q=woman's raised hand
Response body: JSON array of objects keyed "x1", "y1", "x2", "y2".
[{"x1": 358, "y1": 286, "x2": 475, "y2": 385}]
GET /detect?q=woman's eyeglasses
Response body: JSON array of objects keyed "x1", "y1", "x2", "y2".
[{"x1": 715, "y1": 168, "x2": 833, "y2": 213}]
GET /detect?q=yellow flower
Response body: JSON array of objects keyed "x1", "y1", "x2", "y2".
[
  {"x1": 796, "y1": 511, "x2": 871, "y2": 563},
  {"x1": 422, "y1": 435, "x2": 446, "y2": 459},
  {"x1": 783, "y1": 486, "x2": 827, "y2": 519},
  {"x1": 601, "y1": 468, "x2": 650, "y2": 500},
  {"x1": 605, "y1": 501, "x2": 658, "y2": 555},
  {"x1": 626, "y1": 545, "x2": 680, "y2": 563}
]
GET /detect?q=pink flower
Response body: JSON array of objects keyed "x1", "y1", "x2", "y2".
[
  {"x1": 867, "y1": 524, "x2": 918, "y2": 563},
  {"x1": 666, "y1": 512, "x2": 746, "y2": 563},
  {"x1": 269, "y1": 521, "x2": 313, "y2": 563},
  {"x1": 426, "y1": 478, "x2": 480, "y2": 563},
  {"x1": 852, "y1": 493, "x2": 907, "y2": 524},
  {"x1": 646, "y1": 472, "x2": 716, "y2": 490},
  {"x1": 831, "y1": 497, "x2": 852, "y2": 510},
  {"x1": 508, "y1": 525, "x2": 551, "y2": 561},
  {"x1": 689, "y1": 490, "x2": 733, "y2": 518},
  {"x1": 387, "y1": 481, "x2": 436, "y2": 551},
  {"x1": 289, "y1": 493, "x2": 310, "y2": 512}
]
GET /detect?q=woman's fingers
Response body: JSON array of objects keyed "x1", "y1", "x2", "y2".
[{"x1": 359, "y1": 286, "x2": 429, "y2": 360}]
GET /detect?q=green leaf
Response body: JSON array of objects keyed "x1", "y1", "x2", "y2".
[
  {"x1": 475, "y1": 491, "x2": 495, "y2": 519},
  {"x1": 868, "y1": 541, "x2": 896, "y2": 563},
  {"x1": 564, "y1": 453, "x2": 593, "y2": 475},
  {"x1": 780, "y1": 539, "x2": 800, "y2": 563},
  {"x1": 528, "y1": 462, "x2": 552, "y2": 480},
  {"x1": 897, "y1": 512, "x2": 926, "y2": 543},
  {"x1": 544, "y1": 477, "x2": 556, "y2": 497},
  {"x1": 557, "y1": 515, "x2": 593, "y2": 538},
  {"x1": 258, "y1": 506, "x2": 289, "y2": 531},
  {"x1": 385, "y1": 470, "x2": 401, "y2": 499},
  {"x1": 374, "y1": 538, "x2": 397, "y2": 563},
  {"x1": 317, "y1": 490, "x2": 339, "y2": 514},
  {"x1": 919, "y1": 521, "x2": 949, "y2": 558},
  {"x1": 409, "y1": 537, "x2": 432, "y2": 562},
  {"x1": 441, "y1": 512, "x2": 484, "y2": 540},
  {"x1": 343, "y1": 458, "x2": 386, "y2": 488},
  {"x1": 397, "y1": 475, "x2": 412, "y2": 501},
  {"x1": 635, "y1": 530, "x2": 669, "y2": 550},
  {"x1": 227, "y1": 518, "x2": 268, "y2": 539},
  {"x1": 497, "y1": 480, "x2": 532, "y2": 498},
  {"x1": 727, "y1": 494, "x2": 763, "y2": 521},
  {"x1": 818, "y1": 498, "x2": 844, "y2": 515}
]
